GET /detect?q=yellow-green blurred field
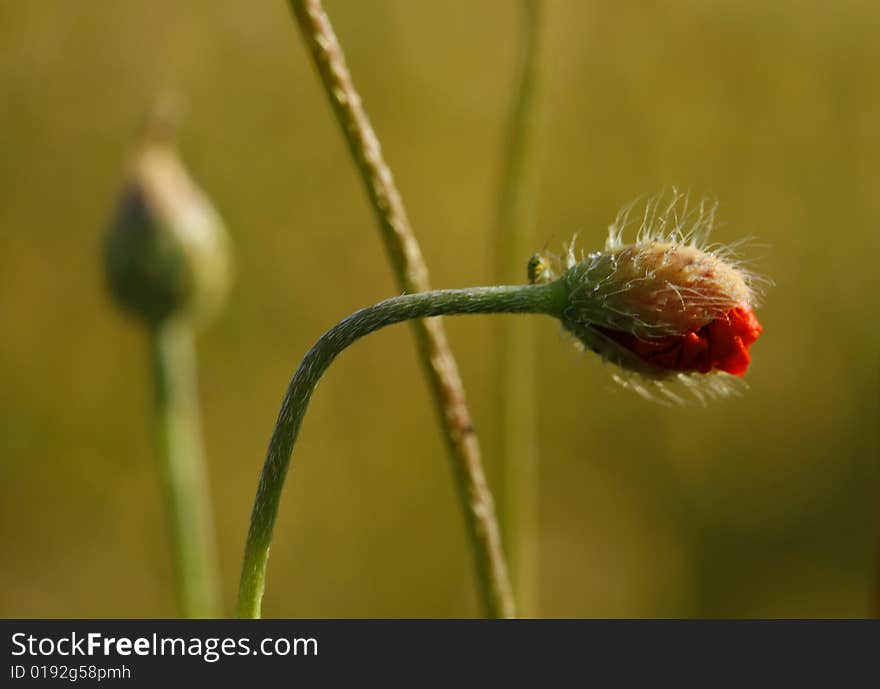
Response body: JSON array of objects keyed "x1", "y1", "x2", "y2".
[{"x1": 1, "y1": 0, "x2": 878, "y2": 617}]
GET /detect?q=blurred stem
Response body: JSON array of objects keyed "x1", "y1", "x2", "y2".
[
  {"x1": 151, "y1": 319, "x2": 220, "y2": 618},
  {"x1": 285, "y1": 0, "x2": 515, "y2": 618},
  {"x1": 496, "y1": 0, "x2": 548, "y2": 616},
  {"x1": 237, "y1": 282, "x2": 568, "y2": 619}
]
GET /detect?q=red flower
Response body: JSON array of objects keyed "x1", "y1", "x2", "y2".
[{"x1": 596, "y1": 304, "x2": 763, "y2": 376}]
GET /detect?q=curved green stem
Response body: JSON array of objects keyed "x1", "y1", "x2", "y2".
[
  {"x1": 151, "y1": 320, "x2": 221, "y2": 618},
  {"x1": 236, "y1": 281, "x2": 567, "y2": 619},
  {"x1": 496, "y1": 0, "x2": 549, "y2": 617}
]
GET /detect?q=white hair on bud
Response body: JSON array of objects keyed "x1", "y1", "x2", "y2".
[
  {"x1": 610, "y1": 367, "x2": 747, "y2": 406},
  {"x1": 606, "y1": 188, "x2": 717, "y2": 250},
  {"x1": 606, "y1": 189, "x2": 771, "y2": 303}
]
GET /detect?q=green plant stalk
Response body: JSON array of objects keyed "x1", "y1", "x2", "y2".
[
  {"x1": 151, "y1": 319, "x2": 220, "y2": 618},
  {"x1": 237, "y1": 281, "x2": 567, "y2": 619},
  {"x1": 287, "y1": 0, "x2": 514, "y2": 617},
  {"x1": 496, "y1": 0, "x2": 548, "y2": 616}
]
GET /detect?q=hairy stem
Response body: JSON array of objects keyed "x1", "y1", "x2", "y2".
[
  {"x1": 495, "y1": 0, "x2": 549, "y2": 617},
  {"x1": 237, "y1": 282, "x2": 567, "y2": 619},
  {"x1": 287, "y1": 0, "x2": 514, "y2": 617},
  {"x1": 151, "y1": 320, "x2": 220, "y2": 618}
]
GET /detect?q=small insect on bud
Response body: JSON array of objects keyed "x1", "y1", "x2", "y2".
[
  {"x1": 527, "y1": 252, "x2": 556, "y2": 285},
  {"x1": 103, "y1": 109, "x2": 231, "y2": 328},
  {"x1": 554, "y1": 192, "x2": 766, "y2": 400}
]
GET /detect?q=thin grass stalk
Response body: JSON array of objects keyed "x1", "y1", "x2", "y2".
[
  {"x1": 495, "y1": 0, "x2": 548, "y2": 616},
  {"x1": 266, "y1": 0, "x2": 515, "y2": 618}
]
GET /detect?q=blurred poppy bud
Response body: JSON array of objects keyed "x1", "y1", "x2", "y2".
[
  {"x1": 104, "y1": 107, "x2": 231, "y2": 328},
  {"x1": 553, "y1": 193, "x2": 764, "y2": 395}
]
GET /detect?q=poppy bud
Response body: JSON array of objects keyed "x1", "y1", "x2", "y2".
[
  {"x1": 104, "y1": 114, "x2": 231, "y2": 328},
  {"x1": 554, "y1": 194, "x2": 764, "y2": 396}
]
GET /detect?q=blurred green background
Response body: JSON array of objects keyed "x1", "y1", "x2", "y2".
[{"x1": 1, "y1": 0, "x2": 878, "y2": 618}]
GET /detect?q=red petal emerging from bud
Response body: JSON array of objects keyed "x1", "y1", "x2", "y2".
[
  {"x1": 596, "y1": 304, "x2": 763, "y2": 376},
  {"x1": 705, "y1": 304, "x2": 763, "y2": 375}
]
